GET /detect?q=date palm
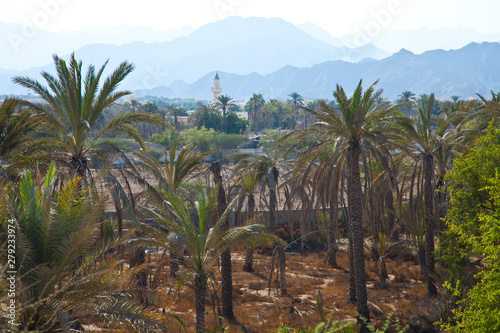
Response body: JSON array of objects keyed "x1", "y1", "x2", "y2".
[
  {"x1": 130, "y1": 139, "x2": 209, "y2": 277},
  {"x1": 232, "y1": 167, "x2": 260, "y2": 272},
  {"x1": 1, "y1": 163, "x2": 168, "y2": 331},
  {"x1": 391, "y1": 93, "x2": 467, "y2": 297},
  {"x1": 215, "y1": 94, "x2": 236, "y2": 116},
  {"x1": 398, "y1": 90, "x2": 416, "y2": 117},
  {"x1": 13, "y1": 53, "x2": 163, "y2": 180},
  {"x1": 288, "y1": 92, "x2": 305, "y2": 128},
  {"x1": 309, "y1": 80, "x2": 403, "y2": 330},
  {"x1": 246, "y1": 93, "x2": 265, "y2": 133},
  {"x1": 0, "y1": 98, "x2": 50, "y2": 184},
  {"x1": 235, "y1": 147, "x2": 291, "y2": 293},
  {"x1": 145, "y1": 189, "x2": 278, "y2": 333}
]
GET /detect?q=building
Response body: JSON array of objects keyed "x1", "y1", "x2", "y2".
[{"x1": 211, "y1": 72, "x2": 222, "y2": 103}]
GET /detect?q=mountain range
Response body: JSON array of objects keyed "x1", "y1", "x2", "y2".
[
  {"x1": 134, "y1": 42, "x2": 500, "y2": 101},
  {"x1": 1, "y1": 16, "x2": 388, "y2": 95},
  {"x1": 2, "y1": 16, "x2": 500, "y2": 100}
]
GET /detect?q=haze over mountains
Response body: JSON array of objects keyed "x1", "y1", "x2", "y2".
[{"x1": 2, "y1": 16, "x2": 500, "y2": 100}]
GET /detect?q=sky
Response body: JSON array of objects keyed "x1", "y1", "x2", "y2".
[{"x1": 2, "y1": 0, "x2": 500, "y2": 36}]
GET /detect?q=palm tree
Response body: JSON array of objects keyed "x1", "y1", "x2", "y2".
[
  {"x1": 145, "y1": 189, "x2": 278, "y2": 333},
  {"x1": 232, "y1": 167, "x2": 260, "y2": 272},
  {"x1": 391, "y1": 93, "x2": 466, "y2": 297},
  {"x1": 131, "y1": 139, "x2": 209, "y2": 277},
  {"x1": 215, "y1": 94, "x2": 236, "y2": 116},
  {"x1": 124, "y1": 96, "x2": 140, "y2": 112},
  {"x1": 311, "y1": 80, "x2": 403, "y2": 329},
  {"x1": 288, "y1": 92, "x2": 304, "y2": 129},
  {"x1": 2, "y1": 163, "x2": 168, "y2": 331},
  {"x1": 191, "y1": 102, "x2": 216, "y2": 129},
  {"x1": 246, "y1": 93, "x2": 265, "y2": 133},
  {"x1": 171, "y1": 106, "x2": 185, "y2": 131},
  {"x1": 208, "y1": 161, "x2": 235, "y2": 320},
  {"x1": 13, "y1": 53, "x2": 163, "y2": 180},
  {"x1": 235, "y1": 147, "x2": 291, "y2": 294},
  {"x1": 288, "y1": 92, "x2": 304, "y2": 109},
  {"x1": 398, "y1": 90, "x2": 416, "y2": 117},
  {"x1": 0, "y1": 98, "x2": 50, "y2": 184}
]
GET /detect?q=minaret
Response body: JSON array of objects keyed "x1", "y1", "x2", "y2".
[
  {"x1": 212, "y1": 72, "x2": 222, "y2": 103},
  {"x1": 270, "y1": 87, "x2": 274, "y2": 100}
]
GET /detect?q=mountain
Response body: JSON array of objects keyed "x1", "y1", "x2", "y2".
[
  {"x1": 0, "y1": 21, "x2": 194, "y2": 70},
  {"x1": 1, "y1": 16, "x2": 389, "y2": 95},
  {"x1": 340, "y1": 27, "x2": 500, "y2": 54},
  {"x1": 296, "y1": 22, "x2": 343, "y2": 47},
  {"x1": 133, "y1": 42, "x2": 500, "y2": 101}
]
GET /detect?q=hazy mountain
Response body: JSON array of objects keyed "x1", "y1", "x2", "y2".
[
  {"x1": 340, "y1": 27, "x2": 500, "y2": 54},
  {"x1": 0, "y1": 20, "x2": 194, "y2": 70},
  {"x1": 1, "y1": 16, "x2": 389, "y2": 94},
  {"x1": 296, "y1": 22, "x2": 343, "y2": 47},
  {"x1": 134, "y1": 42, "x2": 500, "y2": 101}
]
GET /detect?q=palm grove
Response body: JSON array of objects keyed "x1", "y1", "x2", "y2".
[{"x1": 1, "y1": 54, "x2": 499, "y2": 332}]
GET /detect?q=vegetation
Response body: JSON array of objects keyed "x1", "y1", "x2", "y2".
[{"x1": 2, "y1": 52, "x2": 500, "y2": 332}]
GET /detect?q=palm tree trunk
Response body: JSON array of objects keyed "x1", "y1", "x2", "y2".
[
  {"x1": 347, "y1": 143, "x2": 370, "y2": 329},
  {"x1": 210, "y1": 162, "x2": 235, "y2": 320},
  {"x1": 278, "y1": 245, "x2": 287, "y2": 294},
  {"x1": 170, "y1": 252, "x2": 180, "y2": 278},
  {"x1": 387, "y1": 189, "x2": 398, "y2": 240},
  {"x1": 424, "y1": 154, "x2": 437, "y2": 296},
  {"x1": 243, "y1": 194, "x2": 255, "y2": 272},
  {"x1": 346, "y1": 152, "x2": 357, "y2": 304},
  {"x1": 327, "y1": 183, "x2": 339, "y2": 268},
  {"x1": 195, "y1": 274, "x2": 207, "y2": 333},
  {"x1": 269, "y1": 187, "x2": 277, "y2": 232},
  {"x1": 268, "y1": 168, "x2": 286, "y2": 293}
]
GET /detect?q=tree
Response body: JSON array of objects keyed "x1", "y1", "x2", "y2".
[
  {"x1": 0, "y1": 163, "x2": 168, "y2": 331},
  {"x1": 232, "y1": 167, "x2": 260, "y2": 272},
  {"x1": 288, "y1": 92, "x2": 304, "y2": 129},
  {"x1": 13, "y1": 53, "x2": 163, "y2": 180},
  {"x1": 146, "y1": 189, "x2": 277, "y2": 333},
  {"x1": 191, "y1": 102, "x2": 215, "y2": 128},
  {"x1": 392, "y1": 93, "x2": 466, "y2": 297},
  {"x1": 132, "y1": 139, "x2": 209, "y2": 277},
  {"x1": 223, "y1": 113, "x2": 248, "y2": 134},
  {"x1": 398, "y1": 90, "x2": 416, "y2": 116},
  {"x1": 0, "y1": 98, "x2": 49, "y2": 184},
  {"x1": 441, "y1": 123, "x2": 500, "y2": 332},
  {"x1": 315, "y1": 80, "x2": 402, "y2": 330},
  {"x1": 167, "y1": 104, "x2": 185, "y2": 130},
  {"x1": 215, "y1": 94, "x2": 236, "y2": 116},
  {"x1": 246, "y1": 93, "x2": 265, "y2": 133},
  {"x1": 235, "y1": 147, "x2": 291, "y2": 294}
]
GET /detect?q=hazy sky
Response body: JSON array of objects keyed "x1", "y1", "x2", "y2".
[{"x1": 2, "y1": 0, "x2": 500, "y2": 36}]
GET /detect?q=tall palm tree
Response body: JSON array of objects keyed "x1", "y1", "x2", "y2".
[
  {"x1": 2, "y1": 163, "x2": 168, "y2": 331},
  {"x1": 288, "y1": 92, "x2": 304, "y2": 109},
  {"x1": 391, "y1": 93, "x2": 466, "y2": 297},
  {"x1": 310, "y1": 80, "x2": 403, "y2": 329},
  {"x1": 215, "y1": 94, "x2": 236, "y2": 116},
  {"x1": 209, "y1": 161, "x2": 235, "y2": 320},
  {"x1": 0, "y1": 98, "x2": 49, "y2": 184},
  {"x1": 131, "y1": 139, "x2": 209, "y2": 277},
  {"x1": 232, "y1": 167, "x2": 261, "y2": 272},
  {"x1": 246, "y1": 93, "x2": 265, "y2": 133},
  {"x1": 288, "y1": 92, "x2": 304, "y2": 129},
  {"x1": 145, "y1": 189, "x2": 278, "y2": 333},
  {"x1": 13, "y1": 53, "x2": 163, "y2": 180},
  {"x1": 235, "y1": 147, "x2": 291, "y2": 293},
  {"x1": 398, "y1": 90, "x2": 416, "y2": 117}
]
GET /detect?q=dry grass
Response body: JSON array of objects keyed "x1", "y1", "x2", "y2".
[{"x1": 122, "y1": 246, "x2": 445, "y2": 333}]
